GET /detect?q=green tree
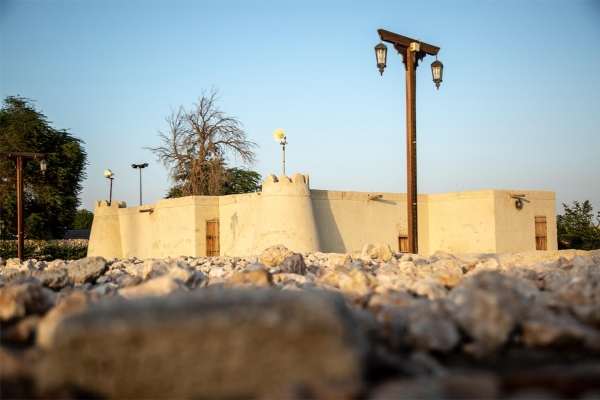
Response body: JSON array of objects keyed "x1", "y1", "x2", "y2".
[
  {"x1": 557, "y1": 200, "x2": 600, "y2": 250},
  {"x1": 0, "y1": 96, "x2": 87, "y2": 239},
  {"x1": 71, "y1": 209, "x2": 94, "y2": 229},
  {"x1": 166, "y1": 167, "x2": 261, "y2": 198},
  {"x1": 147, "y1": 88, "x2": 258, "y2": 197},
  {"x1": 222, "y1": 167, "x2": 262, "y2": 195}
]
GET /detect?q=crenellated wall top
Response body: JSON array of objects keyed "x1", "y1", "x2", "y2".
[
  {"x1": 261, "y1": 173, "x2": 311, "y2": 196},
  {"x1": 94, "y1": 200, "x2": 127, "y2": 208}
]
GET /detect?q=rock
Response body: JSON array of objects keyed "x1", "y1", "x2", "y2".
[
  {"x1": 326, "y1": 253, "x2": 352, "y2": 269},
  {"x1": 571, "y1": 256, "x2": 597, "y2": 269},
  {"x1": 405, "y1": 310, "x2": 460, "y2": 353},
  {"x1": 119, "y1": 275, "x2": 187, "y2": 299},
  {"x1": 31, "y1": 268, "x2": 70, "y2": 290},
  {"x1": 225, "y1": 268, "x2": 273, "y2": 287},
  {"x1": 362, "y1": 243, "x2": 394, "y2": 262},
  {"x1": 556, "y1": 257, "x2": 573, "y2": 270},
  {"x1": 572, "y1": 303, "x2": 600, "y2": 329},
  {"x1": 0, "y1": 314, "x2": 42, "y2": 345},
  {"x1": 406, "y1": 279, "x2": 448, "y2": 300},
  {"x1": 40, "y1": 290, "x2": 365, "y2": 399},
  {"x1": 0, "y1": 346, "x2": 44, "y2": 400},
  {"x1": 46, "y1": 260, "x2": 68, "y2": 270},
  {"x1": 116, "y1": 274, "x2": 142, "y2": 288},
  {"x1": 37, "y1": 290, "x2": 101, "y2": 348},
  {"x1": 259, "y1": 245, "x2": 294, "y2": 267},
  {"x1": 554, "y1": 273, "x2": 600, "y2": 307},
  {"x1": 1, "y1": 269, "x2": 32, "y2": 285},
  {"x1": 338, "y1": 269, "x2": 377, "y2": 294},
  {"x1": 522, "y1": 306, "x2": 597, "y2": 349},
  {"x1": 370, "y1": 378, "x2": 445, "y2": 399},
  {"x1": 5, "y1": 258, "x2": 25, "y2": 270},
  {"x1": 417, "y1": 259, "x2": 464, "y2": 287},
  {"x1": 0, "y1": 282, "x2": 56, "y2": 322},
  {"x1": 279, "y1": 253, "x2": 307, "y2": 275},
  {"x1": 67, "y1": 257, "x2": 107, "y2": 284},
  {"x1": 397, "y1": 261, "x2": 417, "y2": 277},
  {"x1": 316, "y1": 269, "x2": 376, "y2": 295},
  {"x1": 143, "y1": 259, "x2": 193, "y2": 283},
  {"x1": 448, "y1": 271, "x2": 529, "y2": 354},
  {"x1": 368, "y1": 290, "x2": 423, "y2": 314}
]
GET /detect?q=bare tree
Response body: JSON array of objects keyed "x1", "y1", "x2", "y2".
[{"x1": 147, "y1": 88, "x2": 258, "y2": 196}]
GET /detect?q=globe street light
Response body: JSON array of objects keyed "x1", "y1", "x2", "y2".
[
  {"x1": 272, "y1": 129, "x2": 287, "y2": 176},
  {"x1": 375, "y1": 29, "x2": 443, "y2": 254},
  {"x1": 104, "y1": 169, "x2": 114, "y2": 205},
  {"x1": 0, "y1": 151, "x2": 47, "y2": 259},
  {"x1": 132, "y1": 163, "x2": 148, "y2": 206}
]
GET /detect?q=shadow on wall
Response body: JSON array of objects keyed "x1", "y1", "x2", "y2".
[{"x1": 312, "y1": 200, "x2": 346, "y2": 253}]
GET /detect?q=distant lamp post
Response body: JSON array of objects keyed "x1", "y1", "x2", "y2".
[
  {"x1": 272, "y1": 129, "x2": 287, "y2": 176},
  {"x1": 104, "y1": 169, "x2": 114, "y2": 205},
  {"x1": 375, "y1": 29, "x2": 443, "y2": 254},
  {"x1": 0, "y1": 151, "x2": 46, "y2": 260},
  {"x1": 131, "y1": 163, "x2": 149, "y2": 206}
]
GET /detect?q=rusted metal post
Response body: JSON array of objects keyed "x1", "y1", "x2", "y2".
[
  {"x1": 109, "y1": 177, "x2": 114, "y2": 206},
  {"x1": 377, "y1": 29, "x2": 440, "y2": 254},
  {"x1": 0, "y1": 151, "x2": 46, "y2": 260},
  {"x1": 16, "y1": 156, "x2": 25, "y2": 260},
  {"x1": 406, "y1": 49, "x2": 418, "y2": 254}
]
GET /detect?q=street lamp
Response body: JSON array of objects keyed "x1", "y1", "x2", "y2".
[
  {"x1": 131, "y1": 163, "x2": 148, "y2": 206},
  {"x1": 0, "y1": 151, "x2": 47, "y2": 260},
  {"x1": 375, "y1": 29, "x2": 443, "y2": 254},
  {"x1": 104, "y1": 169, "x2": 114, "y2": 205},
  {"x1": 272, "y1": 129, "x2": 287, "y2": 176}
]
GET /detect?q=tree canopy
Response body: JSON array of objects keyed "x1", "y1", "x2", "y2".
[
  {"x1": 557, "y1": 200, "x2": 600, "y2": 250},
  {"x1": 71, "y1": 209, "x2": 94, "y2": 230},
  {"x1": 0, "y1": 96, "x2": 87, "y2": 239},
  {"x1": 147, "y1": 88, "x2": 258, "y2": 197},
  {"x1": 166, "y1": 167, "x2": 262, "y2": 198}
]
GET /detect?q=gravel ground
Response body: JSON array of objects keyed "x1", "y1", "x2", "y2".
[{"x1": 1, "y1": 243, "x2": 599, "y2": 399}]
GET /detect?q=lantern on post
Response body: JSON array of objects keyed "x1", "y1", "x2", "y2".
[
  {"x1": 431, "y1": 57, "x2": 444, "y2": 90},
  {"x1": 375, "y1": 42, "x2": 388, "y2": 76}
]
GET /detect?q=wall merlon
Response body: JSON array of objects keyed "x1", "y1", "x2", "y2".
[
  {"x1": 94, "y1": 200, "x2": 127, "y2": 208},
  {"x1": 262, "y1": 173, "x2": 309, "y2": 187}
]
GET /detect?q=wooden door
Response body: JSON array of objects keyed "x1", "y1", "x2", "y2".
[
  {"x1": 535, "y1": 216, "x2": 547, "y2": 251},
  {"x1": 206, "y1": 219, "x2": 220, "y2": 257},
  {"x1": 398, "y1": 236, "x2": 409, "y2": 253}
]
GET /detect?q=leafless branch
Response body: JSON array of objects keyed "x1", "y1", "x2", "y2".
[{"x1": 145, "y1": 88, "x2": 258, "y2": 196}]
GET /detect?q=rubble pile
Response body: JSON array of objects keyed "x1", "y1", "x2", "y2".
[{"x1": 1, "y1": 244, "x2": 599, "y2": 399}]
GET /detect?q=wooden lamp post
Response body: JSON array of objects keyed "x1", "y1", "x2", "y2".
[
  {"x1": 375, "y1": 29, "x2": 443, "y2": 254},
  {"x1": 0, "y1": 151, "x2": 46, "y2": 260}
]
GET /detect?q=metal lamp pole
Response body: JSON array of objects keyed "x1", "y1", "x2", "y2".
[
  {"x1": 132, "y1": 163, "x2": 148, "y2": 206},
  {"x1": 0, "y1": 151, "x2": 46, "y2": 260},
  {"x1": 375, "y1": 29, "x2": 443, "y2": 254},
  {"x1": 104, "y1": 169, "x2": 114, "y2": 205}
]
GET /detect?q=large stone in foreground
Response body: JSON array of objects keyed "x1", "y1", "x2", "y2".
[{"x1": 40, "y1": 289, "x2": 365, "y2": 398}]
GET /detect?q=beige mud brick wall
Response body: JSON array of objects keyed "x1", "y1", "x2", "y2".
[
  {"x1": 251, "y1": 174, "x2": 320, "y2": 254},
  {"x1": 493, "y1": 190, "x2": 557, "y2": 253},
  {"x1": 219, "y1": 192, "x2": 261, "y2": 257},
  {"x1": 87, "y1": 173, "x2": 557, "y2": 258},
  {"x1": 88, "y1": 200, "x2": 126, "y2": 259},
  {"x1": 423, "y1": 191, "x2": 499, "y2": 254},
  {"x1": 311, "y1": 190, "x2": 408, "y2": 254},
  {"x1": 423, "y1": 190, "x2": 557, "y2": 254}
]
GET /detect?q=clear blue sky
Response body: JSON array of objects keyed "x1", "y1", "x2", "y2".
[{"x1": 2, "y1": 0, "x2": 599, "y2": 215}]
